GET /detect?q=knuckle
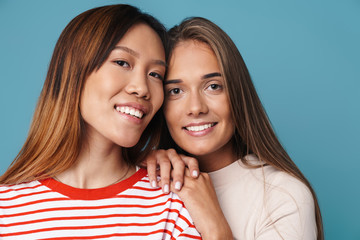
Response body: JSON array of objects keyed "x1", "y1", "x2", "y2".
[
  {"x1": 189, "y1": 179, "x2": 196, "y2": 189},
  {"x1": 159, "y1": 158, "x2": 171, "y2": 167},
  {"x1": 155, "y1": 149, "x2": 165, "y2": 158},
  {"x1": 179, "y1": 187, "x2": 190, "y2": 196},
  {"x1": 201, "y1": 172, "x2": 210, "y2": 180},
  {"x1": 161, "y1": 176, "x2": 170, "y2": 183},
  {"x1": 202, "y1": 172, "x2": 209, "y2": 178},
  {"x1": 173, "y1": 160, "x2": 185, "y2": 168},
  {"x1": 172, "y1": 173, "x2": 183, "y2": 180},
  {"x1": 189, "y1": 156, "x2": 197, "y2": 162},
  {"x1": 185, "y1": 178, "x2": 196, "y2": 188},
  {"x1": 189, "y1": 158, "x2": 199, "y2": 166},
  {"x1": 168, "y1": 148, "x2": 177, "y2": 155}
]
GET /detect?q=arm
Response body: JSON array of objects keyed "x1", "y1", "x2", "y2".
[
  {"x1": 143, "y1": 150, "x2": 233, "y2": 239},
  {"x1": 144, "y1": 150, "x2": 233, "y2": 239},
  {"x1": 171, "y1": 169, "x2": 233, "y2": 240}
]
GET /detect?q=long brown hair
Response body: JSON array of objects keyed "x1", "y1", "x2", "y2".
[
  {"x1": 0, "y1": 4, "x2": 167, "y2": 185},
  {"x1": 162, "y1": 17, "x2": 323, "y2": 239}
]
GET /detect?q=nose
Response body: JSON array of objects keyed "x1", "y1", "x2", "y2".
[
  {"x1": 125, "y1": 72, "x2": 150, "y2": 100},
  {"x1": 186, "y1": 91, "x2": 208, "y2": 116}
]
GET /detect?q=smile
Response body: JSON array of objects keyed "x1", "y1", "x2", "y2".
[
  {"x1": 115, "y1": 106, "x2": 144, "y2": 119},
  {"x1": 184, "y1": 123, "x2": 216, "y2": 132}
]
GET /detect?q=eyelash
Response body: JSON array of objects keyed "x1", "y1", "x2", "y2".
[
  {"x1": 168, "y1": 88, "x2": 182, "y2": 95},
  {"x1": 149, "y1": 72, "x2": 164, "y2": 81},
  {"x1": 167, "y1": 83, "x2": 222, "y2": 96},
  {"x1": 115, "y1": 60, "x2": 130, "y2": 68},
  {"x1": 207, "y1": 83, "x2": 222, "y2": 91},
  {"x1": 115, "y1": 61, "x2": 163, "y2": 81}
]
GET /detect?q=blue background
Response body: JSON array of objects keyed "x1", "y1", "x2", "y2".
[{"x1": 0, "y1": 0, "x2": 359, "y2": 239}]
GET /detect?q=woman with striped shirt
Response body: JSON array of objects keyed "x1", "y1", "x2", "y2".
[{"x1": 0, "y1": 5, "x2": 200, "y2": 239}]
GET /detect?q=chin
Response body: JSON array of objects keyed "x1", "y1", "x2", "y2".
[
  {"x1": 115, "y1": 137, "x2": 141, "y2": 148},
  {"x1": 182, "y1": 146, "x2": 212, "y2": 157}
]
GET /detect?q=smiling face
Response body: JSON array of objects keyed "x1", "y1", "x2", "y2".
[
  {"x1": 164, "y1": 40, "x2": 236, "y2": 171},
  {"x1": 80, "y1": 23, "x2": 165, "y2": 148}
]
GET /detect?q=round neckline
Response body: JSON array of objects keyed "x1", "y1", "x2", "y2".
[
  {"x1": 207, "y1": 160, "x2": 242, "y2": 187},
  {"x1": 207, "y1": 155, "x2": 265, "y2": 188},
  {"x1": 39, "y1": 168, "x2": 147, "y2": 200}
]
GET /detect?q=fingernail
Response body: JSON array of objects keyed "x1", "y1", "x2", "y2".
[
  {"x1": 192, "y1": 170, "x2": 199, "y2": 178},
  {"x1": 163, "y1": 184, "x2": 169, "y2": 193},
  {"x1": 175, "y1": 181, "x2": 182, "y2": 190},
  {"x1": 151, "y1": 180, "x2": 157, "y2": 188}
]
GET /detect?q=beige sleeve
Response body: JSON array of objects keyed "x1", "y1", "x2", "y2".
[{"x1": 255, "y1": 173, "x2": 317, "y2": 240}]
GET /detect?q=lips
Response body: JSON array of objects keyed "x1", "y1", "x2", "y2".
[
  {"x1": 183, "y1": 123, "x2": 216, "y2": 132},
  {"x1": 114, "y1": 105, "x2": 146, "y2": 119}
]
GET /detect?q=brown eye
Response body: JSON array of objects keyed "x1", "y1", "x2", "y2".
[
  {"x1": 169, "y1": 88, "x2": 182, "y2": 95},
  {"x1": 149, "y1": 72, "x2": 164, "y2": 81},
  {"x1": 115, "y1": 60, "x2": 130, "y2": 68},
  {"x1": 208, "y1": 84, "x2": 222, "y2": 91}
]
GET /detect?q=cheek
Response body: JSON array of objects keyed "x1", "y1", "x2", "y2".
[
  {"x1": 153, "y1": 89, "x2": 164, "y2": 113},
  {"x1": 224, "y1": 105, "x2": 233, "y2": 123},
  {"x1": 81, "y1": 74, "x2": 109, "y2": 107},
  {"x1": 213, "y1": 96, "x2": 234, "y2": 127},
  {"x1": 163, "y1": 101, "x2": 179, "y2": 131},
  {"x1": 223, "y1": 105, "x2": 235, "y2": 134},
  {"x1": 79, "y1": 84, "x2": 93, "y2": 119},
  {"x1": 150, "y1": 82, "x2": 164, "y2": 109}
]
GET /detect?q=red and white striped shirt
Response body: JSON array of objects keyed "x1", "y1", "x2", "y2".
[{"x1": 0, "y1": 168, "x2": 201, "y2": 239}]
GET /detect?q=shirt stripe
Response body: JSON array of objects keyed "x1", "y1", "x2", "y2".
[{"x1": 0, "y1": 169, "x2": 201, "y2": 239}]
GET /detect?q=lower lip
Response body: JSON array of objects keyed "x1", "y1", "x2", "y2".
[
  {"x1": 183, "y1": 125, "x2": 215, "y2": 137},
  {"x1": 116, "y1": 110, "x2": 143, "y2": 124}
]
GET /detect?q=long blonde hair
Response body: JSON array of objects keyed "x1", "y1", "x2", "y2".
[
  {"x1": 162, "y1": 17, "x2": 323, "y2": 239},
  {"x1": 0, "y1": 4, "x2": 167, "y2": 185}
]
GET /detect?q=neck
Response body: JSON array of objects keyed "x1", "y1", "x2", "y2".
[
  {"x1": 55, "y1": 130, "x2": 135, "y2": 189},
  {"x1": 196, "y1": 141, "x2": 237, "y2": 172}
]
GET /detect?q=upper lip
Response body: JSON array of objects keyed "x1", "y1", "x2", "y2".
[
  {"x1": 114, "y1": 102, "x2": 149, "y2": 115},
  {"x1": 183, "y1": 122, "x2": 216, "y2": 128}
]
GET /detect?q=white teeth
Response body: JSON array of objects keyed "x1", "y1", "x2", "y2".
[
  {"x1": 186, "y1": 123, "x2": 214, "y2": 132},
  {"x1": 115, "y1": 106, "x2": 144, "y2": 119}
]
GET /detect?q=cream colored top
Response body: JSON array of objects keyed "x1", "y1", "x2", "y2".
[{"x1": 208, "y1": 155, "x2": 317, "y2": 240}]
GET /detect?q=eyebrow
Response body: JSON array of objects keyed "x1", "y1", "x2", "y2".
[
  {"x1": 201, "y1": 72, "x2": 222, "y2": 79},
  {"x1": 164, "y1": 79, "x2": 182, "y2": 85},
  {"x1": 165, "y1": 72, "x2": 222, "y2": 85},
  {"x1": 153, "y1": 60, "x2": 167, "y2": 68},
  {"x1": 114, "y1": 45, "x2": 167, "y2": 68},
  {"x1": 114, "y1": 46, "x2": 140, "y2": 58}
]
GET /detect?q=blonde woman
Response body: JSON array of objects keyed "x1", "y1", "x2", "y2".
[{"x1": 147, "y1": 17, "x2": 323, "y2": 240}]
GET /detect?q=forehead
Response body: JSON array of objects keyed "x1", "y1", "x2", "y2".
[
  {"x1": 171, "y1": 40, "x2": 214, "y2": 59},
  {"x1": 115, "y1": 23, "x2": 165, "y2": 59},
  {"x1": 167, "y1": 40, "x2": 220, "y2": 77}
]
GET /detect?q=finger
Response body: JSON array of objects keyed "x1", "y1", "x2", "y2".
[
  {"x1": 180, "y1": 155, "x2": 200, "y2": 178},
  {"x1": 183, "y1": 168, "x2": 192, "y2": 177},
  {"x1": 167, "y1": 149, "x2": 185, "y2": 191},
  {"x1": 169, "y1": 180, "x2": 181, "y2": 194},
  {"x1": 169, "y1": 175, "x2": 192, "y2": 194},
  {"x1": 146, "y1": 152, "x2": 159, "y2": 188},
  {"x1": 158, "y1": 153, "x2": 172, "y2": 193}
]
